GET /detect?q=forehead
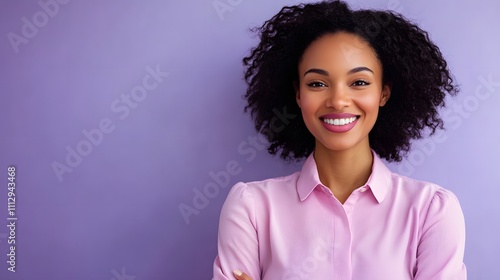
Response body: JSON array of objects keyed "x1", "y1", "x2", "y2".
[{"x1": 299, "y1": 32, "x2": 381, "y2": 73}]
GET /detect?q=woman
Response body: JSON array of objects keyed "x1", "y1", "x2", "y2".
[{"x1": 213, "y1": 1, "x2": 466, "y2": 279}]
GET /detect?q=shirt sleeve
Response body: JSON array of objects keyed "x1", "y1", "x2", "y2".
[
  {"x1": 213, "y1": 182, "x2": 261, "y2": 280},
  {"x1": 414, "y1": 188, "x2": 467, "y2": 279}
]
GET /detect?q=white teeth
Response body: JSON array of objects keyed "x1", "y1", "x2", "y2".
[{"x1": 323, "y1": 117, "x2": 357, "y2": 126}]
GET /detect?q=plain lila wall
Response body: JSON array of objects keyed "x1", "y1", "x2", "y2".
[{"x1": 0, "y1": 0, "x2": 498, "y2": 279}]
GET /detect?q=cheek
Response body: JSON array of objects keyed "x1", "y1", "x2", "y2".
[
  {"x1": 298, "y1": 95, "x2": 320, "y2": 117},
  {"x1": 356, "y1": 93, "x2": 382, "y2": 115},
  {"x1": 297, "y1": 96, "x2": 321, "y2": 134}
]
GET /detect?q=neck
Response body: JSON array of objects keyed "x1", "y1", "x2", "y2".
[{"x1": 313, "y1": 143, "x2": 373, "y2": 204}]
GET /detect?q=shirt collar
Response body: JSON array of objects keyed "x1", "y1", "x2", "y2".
[{"x1": 296, "y1": 150, "x2": 393, "y2": 203}]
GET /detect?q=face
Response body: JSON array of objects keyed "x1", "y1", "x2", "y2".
[{"x1": 296, "y1": 32, "x2": 390, "y2": 154}]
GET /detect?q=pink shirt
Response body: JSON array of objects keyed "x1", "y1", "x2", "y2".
[{"x1": 213, "y1": 152, "x2": 467, "y2": 280}]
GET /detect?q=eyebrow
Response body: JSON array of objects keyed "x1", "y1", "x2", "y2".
[
  {"x1": 304, "y1": 68, "x2": 329, "y2": 76},
  {"x1": 303, "y1": 66, "x2": 374, "y2": 76},
  {"x1": 348, "y1": 66, "x2": 374, "y2": 75}
]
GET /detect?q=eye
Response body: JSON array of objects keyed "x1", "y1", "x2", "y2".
[
  {"x1": 306, "y1": 81, "x2": 327, "y2": 88},
  {"x1": 351, "y1": 80, "x2": 371, "y2": 86}
]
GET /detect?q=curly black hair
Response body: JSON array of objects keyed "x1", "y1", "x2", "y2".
[{"x1": 242, "y1": 0, "x2": 458, "y2": 162}]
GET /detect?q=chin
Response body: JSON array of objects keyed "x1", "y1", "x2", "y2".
[{"x1": 315, "y1": 135, "x2": 369, "y2": 153}]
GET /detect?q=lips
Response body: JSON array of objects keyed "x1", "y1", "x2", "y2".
[{"x1": 320, "y1": 113, "x2": 359, "y2": 133}]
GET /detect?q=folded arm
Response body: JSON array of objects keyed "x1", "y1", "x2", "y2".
[{"x1": 213, "y1": 183, "x2": 261, "y2": 280}]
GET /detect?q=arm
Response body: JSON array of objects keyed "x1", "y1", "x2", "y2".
[
  {"x1": 414, "y1": 189, "x2": 467, "y2": 279},
  {"x1": 213, "y1": 183, "x2": 261, "y2": 280}
]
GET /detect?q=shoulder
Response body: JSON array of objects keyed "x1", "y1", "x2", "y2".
[
  {"x1": 224, "y1": 172, "x2": 302, "y2": 206},
  {"x1": 369, "y1": 152, "x2": 461, "y2": 206},
  {"x1": 227, "y1": 171, "x2": 301, "y2": 198},
  {"x1": 390, "y1": 172, "x2": 457, "y2": 198},
  {"x1": 221, "y1": 171, "x2": 302, "y2": 215},
  {"x1": 388, "y1": 172, "x2": 464, "y2": 216},
  {"x1": 221, "y1": 172, "x2": 300, "y2": 229}
]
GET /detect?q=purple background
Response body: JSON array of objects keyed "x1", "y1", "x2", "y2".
[{"x1": 0, "y1": 0, "x2": 499, "y2": 279}]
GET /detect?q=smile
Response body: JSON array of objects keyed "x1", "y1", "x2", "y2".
[
  {"x1": 319, "y1": 113, "x2": 359, "y2": 133},
  {"x1": 322, "y1": 117, "x2": 357, "y2": 126}
]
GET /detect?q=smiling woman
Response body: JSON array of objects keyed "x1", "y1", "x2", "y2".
[{"x1": 212, "y1": 0, "x2": 466, "y2": 279}]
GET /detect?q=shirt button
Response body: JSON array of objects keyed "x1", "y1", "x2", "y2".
[{"x1": 359, "y1": 187, "x2": 368, "y2": 192}]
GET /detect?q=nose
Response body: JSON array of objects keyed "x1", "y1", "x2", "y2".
[{"x1": 325, "y1": 85, "x2": 351, "y2": 110}]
